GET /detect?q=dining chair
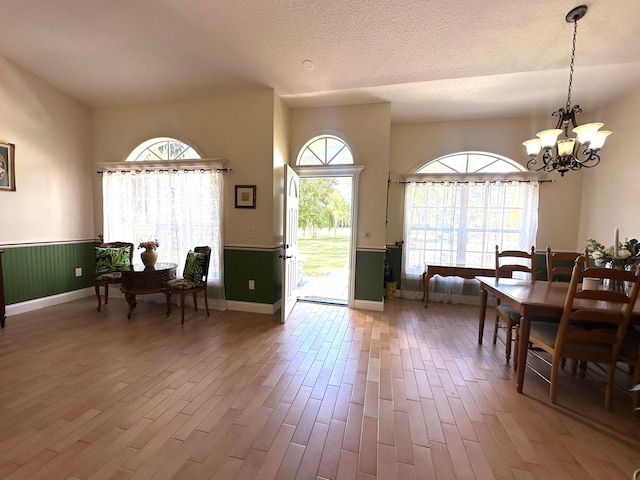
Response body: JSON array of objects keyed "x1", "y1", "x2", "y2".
[
  {"x1": 493, "y1": 245, "x2": 536, "y2": 367},
  {"x1": 546, "y1": 246, "x2": 589, "y2": 282},
  {"x1": 527, "y1": 256, "x2": 640, "y2": 410},
  {"x1": 165, "y1": 246, "x2": 211, "y2": 325},
  {"x1": 94, "y1": 241, "x2": 134, "y2": 312},
  {"x1": 618, "y1": 329, "x2": 640, "y2": 412}
]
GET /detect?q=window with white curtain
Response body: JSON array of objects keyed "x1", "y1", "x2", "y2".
[
  {"x1": 402, "y1": 152, "x2": 539, "y2": 300},
  {"x1": 101, "y1": 138, "x2": 226, "y2": 309}
]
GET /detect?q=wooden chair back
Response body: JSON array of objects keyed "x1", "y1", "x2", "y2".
[
  {"x1": 552, "y1": 256, "x2": 640, "y2": 408},
  {"x1": 546, "y1": 247, "x2": 589, "y2": 282},
  {"x1": 495, "y1": 245, "x2": 536, "y2": 281}
]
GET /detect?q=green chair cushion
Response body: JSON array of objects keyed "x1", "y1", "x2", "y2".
[
  {"x1": 183, "y1": 250, "x2": 206, "y2": 282},
  {"x1": 95, "y1": 246, "x2": 131, "y2": 275}
]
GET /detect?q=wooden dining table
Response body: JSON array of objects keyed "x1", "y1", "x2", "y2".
[{"x1": 475, "y1": 276, "x2": 640, "y2": 394}]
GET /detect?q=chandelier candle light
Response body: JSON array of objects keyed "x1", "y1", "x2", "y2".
[{"x1": 524, "y1": 5, "x2": 611, "y2": 176}]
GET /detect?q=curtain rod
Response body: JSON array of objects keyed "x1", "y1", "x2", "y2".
[
  {"x1": 397, "y1": 179, "x2": 552, "y2": 185},
  {"x1": 96, "y1": 167, "x2": 231, "y2": 174}
]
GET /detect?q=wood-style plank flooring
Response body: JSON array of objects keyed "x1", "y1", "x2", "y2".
[{"x1": 0, "y1": 296, "x2": 639, "y2": 479}]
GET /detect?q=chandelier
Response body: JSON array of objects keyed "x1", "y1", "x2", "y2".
[{"x1": 524, "y1": 5, "x2": 611, "y2": 176}]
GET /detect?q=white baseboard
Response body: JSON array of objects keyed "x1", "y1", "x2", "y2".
[
  {"x1": 354, "y1": 299, "x2": 384, "y2": 311},
  {"x1": 225, "y1": 300, "x2": 281, "y2": 315},
  {"x1": 6, "y1": 287, "x2": 95, "y2": 317}
]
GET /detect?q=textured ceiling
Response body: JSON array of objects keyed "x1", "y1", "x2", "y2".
[{"x1": 0, "y1": 0, "x2": 638, "y2": 122}]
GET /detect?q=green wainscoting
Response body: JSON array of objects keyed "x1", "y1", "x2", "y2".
[
  {"x1": 2, "y1": 241, "x2": 98, "y2": 304},
  {"x1": 355, "y1": 249, "x2": 385, "y2": 302},
  {"x1": 224, "y1": 248, "x2": 281, "y2": 304}
]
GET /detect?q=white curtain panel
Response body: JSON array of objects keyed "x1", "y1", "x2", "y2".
[
  {"x1": 402, "y1": 181, "x2": 538, "y2": 299},
  {"x1": 102, "y1": 169, "x2": 226, "y2": 310}
]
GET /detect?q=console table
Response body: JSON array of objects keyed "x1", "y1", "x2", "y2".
[
  {"x1": 0, "y1": 251, "x2": 5, "y2": 328},
  {"x1": 422, "y1": 264, "x2": 495, "y2": 307},
  {"x1": 120, "y1": 263, "x2": 177, "y2": 319}
]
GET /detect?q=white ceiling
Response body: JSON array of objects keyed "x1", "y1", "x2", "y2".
[{"x1": 0, "y1": 0, "x2": 639, "y2": 123}]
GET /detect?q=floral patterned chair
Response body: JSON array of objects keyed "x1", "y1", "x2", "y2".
[
  {"x1": 94, "y1": 241, "x2": 134, "y2": 311},
  {"x1": 165, "y1": 246, "x2": 211, "y2": 325}
]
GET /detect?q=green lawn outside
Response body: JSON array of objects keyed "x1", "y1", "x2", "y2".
[{"x1": 298, "y1": 234, "x2": 350, "y2": 276}]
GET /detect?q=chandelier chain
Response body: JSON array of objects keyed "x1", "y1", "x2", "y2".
[{"x1": 566, "y1": 17, "x2": 578, "y2": 111}]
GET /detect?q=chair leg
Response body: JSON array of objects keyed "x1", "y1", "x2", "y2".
[
  {"x1": 180, "y1": 292, "x2": 186, "y2": 325},
  {"x1": 192, "y1": 292, "x2": 198, "y2": 311},
  {"x1": 513, "y1": 324, "x2": 520, "y2": 370},
  {"x1": 605, "y1": 365, "x2": 616, "y2": 411},
  {"x1": 95, "y1": 285, "x2": 102, "y2": 312},
  {"x1": 104, "y1": 284, "x2": 109, "y2": 305},
  {"x1": 492, "y1": 315, "x2": 500, "y2": 345},
  {"x1": 203, "y1": 290, "x2": 210, "y2": 316},
  {"x1": 550, "y1": 356, "x2": 561, "y2": 404},
  {"x1": 504, "y1": 320, "x2": 513, "y2": 364}
]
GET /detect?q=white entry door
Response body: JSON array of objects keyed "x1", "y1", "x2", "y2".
[{"x1": 281, "y1": 165, "x2": 299, "y2": 323}]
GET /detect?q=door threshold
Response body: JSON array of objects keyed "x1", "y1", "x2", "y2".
[{"x1": 297, "y1": 296, "x2": 347, "y2": 306}]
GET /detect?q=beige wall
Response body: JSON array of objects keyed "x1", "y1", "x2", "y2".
[
  {"x1": 388, "y1": 117, "x2": 585, "y2": 251},
  {"x1": 0, "y1": 55, "x2": 93, "y2": 244},
  {"x1": 289, "y1": 103, "x2": 391, "y2": 250},
  {"x1": 578, "y1": 85, "x2": 640, "y2": 249},
  {"x1": 91, "y1": 89, "x2": 277, "y2": 247}
]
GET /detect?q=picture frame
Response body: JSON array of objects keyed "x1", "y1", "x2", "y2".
[
  {"x1": 0, "y1": 141, "x2": 15, "y2": 192},
  {"x1": 235, "y1": 185, "x2": 256, "y2": 209}
]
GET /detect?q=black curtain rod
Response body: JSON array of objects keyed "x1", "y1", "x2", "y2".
[
  {"x1": 397, "y1": 179, "x2": 552, "y2": 185},
  {"x1": 96, "y1": 167, "x2": 232, "y2": 174}
]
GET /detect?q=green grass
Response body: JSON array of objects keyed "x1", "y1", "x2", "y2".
[{"x1": 298, "y1": 235, "x2": 350, "y2": 276}]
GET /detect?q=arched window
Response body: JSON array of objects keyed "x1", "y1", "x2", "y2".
[
  {"x1": 126, "y1": 137, "x2": 200, "y2": 162},
  {"x1": 102, "y1": 137, "x2": 225, "y2": 308},
  {"x1": 297, "y1": 135, "x2": 353, "y2": 166},
  {"x1": 402, "y1": 152, "x2": 538, "y2": 297},
  {"x1": 416, "y1": 152, "x2": 523, "y2": 174}
]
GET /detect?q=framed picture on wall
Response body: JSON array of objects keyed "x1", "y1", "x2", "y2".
[
  {"x1": 235, "y1": 185, "x2": 256, "y2": 209},
  {"x1": 0, "y1": 141, "x2": 15, "y2": 191}
]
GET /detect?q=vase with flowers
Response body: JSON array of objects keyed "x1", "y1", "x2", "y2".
[
  {"x1": 587, "y1": 236, "x2": 640, "y2": 292},
  {"x1": 138, "y1": 239, "x2": 160, "y2": 268},
  {"x1": 587, "y1": 237, "x2": 640, "y2": 268}
]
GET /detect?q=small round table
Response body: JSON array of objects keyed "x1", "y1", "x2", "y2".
[{"x1": 120, "y1": 263, "x2": 178, "y2": 318}]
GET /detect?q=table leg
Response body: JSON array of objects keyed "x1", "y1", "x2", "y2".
[
  {"x1": 124, "y1": 293, "x2": 137, "y2": 319},
  {"x1": 478, "y1": 287, "x2": 488, "y2": 344},
  {"x1": 165, "y1": 289, "x2": 172, "y2": 317},
  {"x1": 423, "y1": 272, "x2": 432, "y2": 308},
  {"x1": 516, "y1": 312, "x2": 531, "y2": 394}
]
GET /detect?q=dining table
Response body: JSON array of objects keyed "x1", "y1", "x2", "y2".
[{"x1": 475, "y1": 275, "x2": 640, "y2": 394}]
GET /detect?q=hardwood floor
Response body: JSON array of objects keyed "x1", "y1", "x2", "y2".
[{"x1": 0, "y1": 296, "x2": 639, "y2": 479}]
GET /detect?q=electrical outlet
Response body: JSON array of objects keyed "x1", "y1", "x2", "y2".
[
  {"x1": 249, "y1": 279, "x2": 255, "y2": 290},
  {"x1": 248, "y1": 227, "x2": 255, "y2": 237},
  {"x1": 75, "y1": 267, "x2": 82, "y2": 277}
]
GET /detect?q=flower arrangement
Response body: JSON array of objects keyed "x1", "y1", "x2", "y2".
[
  {"x1": 138, "y1": 239, "x2": 160, "y2": 251},
  {"x1": 586, "y1": 237, "x2": 640, "y2": 266}
]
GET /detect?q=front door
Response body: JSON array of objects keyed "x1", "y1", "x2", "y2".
[{"x1": 281, "y1": 165, "x2": 299, "y2": 323}]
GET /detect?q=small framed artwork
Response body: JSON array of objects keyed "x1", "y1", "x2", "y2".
[
  {"x1": 0, "y1": 141, "x2": 15, "y2": 191},
  {"x1": 235, "y1": 185, "x2": 256, "y2": 209}
]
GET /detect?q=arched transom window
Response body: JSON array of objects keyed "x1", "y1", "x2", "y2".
[
  {"x1": 297, "y1": 135, "x2": 353, "y2": 166},
  {"x1": 402, "y1": 151, "x2": 538, "y2": 284},
  {"x1": 126, "y1": 137, "x2": 200, "y2": 162},
  {"x1": 416, "y1": 152, "x2": 523, "y2": 174}
]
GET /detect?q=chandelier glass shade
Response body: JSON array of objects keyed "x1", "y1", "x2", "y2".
[{"x1": 524, "y1": 5, "x2": 611, "y2": 176}]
